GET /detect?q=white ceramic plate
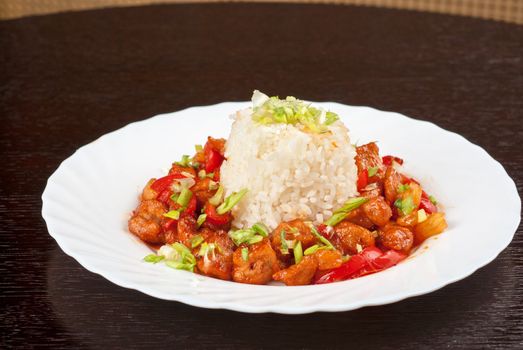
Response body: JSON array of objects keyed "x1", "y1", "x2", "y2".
[{"x1": 41, "y1": 102, "x2": 520, "y2": 314}]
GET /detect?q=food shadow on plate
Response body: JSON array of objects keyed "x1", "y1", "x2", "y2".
[{"x1": 46, "y1": 247, "x2": 517, "y2": 349}]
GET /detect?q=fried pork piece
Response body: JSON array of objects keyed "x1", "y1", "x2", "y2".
[
  {"x1": 196, "y1": 228, "x2": 234, "y2": 281},
  {"x1": 176, "y1": 216, "x2": 198, "y2": 247},
  {"x1": 128, "y1": 199, "x2": 167, "y2": 244},
  {"x1": 314, "y1": 249, "x2": 343, "y2": 270},
  {"x1": 191, "y1": 177, "x2": 217, "y2": 204},
  {"x1": 355, "y1": 142, "x2": 384, "y2": 180},
  {"x1": 384, "y1": 166, "x2": 402, "y2": 205},
  {"x1": 362, "y1": 196, "x2": 392, "y2": 227},
  {"x1": 141, "y1": 179, "x2": 158, "y2": 201},
  {"x1": 232, "y1": 240, "x2": 279, "y2": 285},
  {"x1": 332, "y1": 221, "x2": 375, "y2": 255},
  {"x1": 273, "y1": 256, "x2": 318, "y2": 286},
  {"x1": 168, "y1": 164, "x2": 196, "y2": 177},
  {"x1": 270, "y1": 220, "x2": 318, "y2": 259},
  {"x1": 378, "y1": 223, "x2": 414, "y2": 253}
]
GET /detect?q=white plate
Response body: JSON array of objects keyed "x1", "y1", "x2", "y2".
[{"x1": 41, "y1": 102, "x2": 520, "y2": 314}]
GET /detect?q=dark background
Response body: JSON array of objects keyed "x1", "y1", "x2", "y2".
[{"x1": 1, "y1": 3, "x2": 522, "y2": 349}]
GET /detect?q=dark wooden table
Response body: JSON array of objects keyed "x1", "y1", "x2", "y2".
[{"x1": 1, "y1": 3, "x2": 522, "y2": 349}]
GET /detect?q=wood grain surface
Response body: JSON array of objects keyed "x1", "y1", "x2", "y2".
[{"x1": 1, "y1": 3, "x2": 522, "y2": 349}]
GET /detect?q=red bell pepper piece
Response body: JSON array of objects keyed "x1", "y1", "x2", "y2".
[
  {"x1": 205, "y1": 148, "x2": 224, "y2": 173},
  {"x1": 162, "y1": 219, "x2": 177, "y2": 231},
  {"x1": 204, "y1": 202, "x2": 231, "y2": 226},
  {"x1": 180, "y1": 196, "x2": 197, "y2": 217},
  {"x1": 314, "y1": 254, "x2": 367, "y2": 284},
  {"x1": 317, "y1": 224, "x2": 331, "y2": 239},
  {"x1": 419, "y1": 191, "x2": 437, "y2": 214},
  {"x1": 382, "y1": 155, "x2": 404, "y2": 166},
  {"x1": 355, "y1": 249, "x2": 407, "y2": 277},
  {"x1": 357, "y1": 170, "x2": 368, "y2": 191},
  {"x1": 156, "y1": 189, "x2": 173, "y2": 205},
  {"x1": 151, "y1": 173, "x2": 186, "y2": 192}
]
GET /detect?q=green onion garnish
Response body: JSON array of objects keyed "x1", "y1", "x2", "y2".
[
  {"x1": 176, "y1": 188, "x2": 193, "y2": 208},
  {"x1": 429, "y1": 195, "x2": 438, "y2": 205},
  {"x1": 241, "y1": 247, "x2": 249, "y2": 261},
  {"x1": 324, "y1": 197, "x2": 369, "y2": 227},
  {"x1": 252, "y1": 222, "x2": 269, "y2": 237},
  {"x1": 304, "y1": 244, "x2": 321, "y2": 256},
  {"x1": 198, "y1": 170, "x2": 206, "y2": 179},
  {"x1": 195, "y1": 144, "x2": 203, "y2": 152},
  {"x1": 216, "y1": 188, "x2": 248, "y2": 215},
  {"x1": 208, "y1": 184, "x2": 224, "y2": 206},
  {"x1": 208, "y1": 180, "x2": 219, "y2": 191},
  {"x1": 280, "y1": 229, "x2": 289, "y2": 254},
  {"x1": 397, "y1": 184, "x2": 410, "y2": 193},
  {"x1": 175, "y1": 155, "x2": 191, "y2": 167},
  {"x1": 394, "y1": 196, "x2": 416, "y2": 216},
  {"x1": 367, "y1": 166, "x2": 379, "y2": 177},
  {"x1": 310, "y1": 225, "x2": 335, "y2": 250},
  {"x1": 163, "y1": 210, "x2": 180, "y2": 220},
  {"x1": 190, "y1": 234, "x2": 204, "y2": 248},
  {"x1": 170, "y1": 193, "x2": 179, "y2": 203},
  {"x1": 165, "y1": 261, "x2": 195, "y2": 272},
  {"x1": 247, "y1": 235, "x2": 263, "y2": 245},
  {"x1": 196, "y1": 214, "x2": 207, "y2": 228},
  {"x1": 294, "y1": 241, "x2": 303, "y2": 264},
  {"x1": 143, "y1": 254, "x2": 164, "y2": 264},
  {"x1": 251, "y1": 90, "x2": 339, "y2": 133}
]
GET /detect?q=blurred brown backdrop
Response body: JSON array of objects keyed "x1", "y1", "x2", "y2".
[{"x1": 0, "y1": 0, "x2": 522, "y2": 24}]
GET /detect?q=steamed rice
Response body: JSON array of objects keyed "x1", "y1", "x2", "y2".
[{"x1": 220, "y1": 107, "x2": 358, "y2": 230}]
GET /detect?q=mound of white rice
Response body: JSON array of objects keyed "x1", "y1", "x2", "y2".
[{"x1": 220, "y1": 105, "x2": 358, "y2": 230}]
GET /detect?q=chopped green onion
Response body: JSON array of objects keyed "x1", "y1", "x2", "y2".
[
  {"x1": 196, "y1": 214, "x2": 207, "y2": 228},
  {"x1": 394, "y1": 196, "x2": 416, "y2": 216},
  {"x1": 176, "y1": 188, "x2": 193, "y2": 208},
  {"x1": 216, "y1": 188, "x2": 248, "y2": 215},
  {"x1": 143, "y1": 254, "x2": 164, "y2": 264},
  {"x1": 251, "y1": 90, "x2": 339, "y2": 133},
  {"x1": 165, "y1": 261, "x2": 195, "y2": 272},
  {"x1": 198, "y1": 169, "x2": 206, "y2": 179},
  {"x1": 198, "y1": 242, "x2": 217, "y2": 258},
  {"x1": 175, "y1": 155, "x2": 190, "y2": 167},
  {"x1": 241, "y1": 247, "x2": 249, "y2": 261},
  {"x1": 208, "y1": 184, "x2": 224, "y2": 206},
  {"x1": 206, "y1": 172, "x2": 214, "y2": 179},
  {"x1": 280, "y1": 229, "x2": 289, "y2": 254},
  {"x1": 310, "y1": 225, "x2": 335, "y2": 250},
  {"x1": 163, "y1": 210, "x2": 180, "y2": 220},
  {"x1": 208, "y1": 180, "x2": 219, "y2": 191},
  {"x1": 367, "y1": 166, "x2": 379, "y2": 177},
  {"x1": 170, "y1": 193, "x2": 179, "y2": 203},
  {"x1": 304, "y1": 244, "x2": 321, "y2": 256},
  {"x1": 294, "y1": 241, "x2": 303, "y2": 264},
  {"x1": 195, "y1": 144, "x2": 203, "y2": 152},
  {"x1": 429, "y1": 195, "x2": 438, "y2": 205},
  {"x1": 162, "y1": 243, "x2": 196, "y2": 272},
  {"x1": 397, "y1": 184, "x2": 410, "y2": 193},
  {"x1": 247, "y1": 235, "x2": 264, "y2": 245},
  {"x1": 228, "y1": 228, "x2": 257, "y2": 246},
  {"x1": 190, "y1": 234, "x2": 204, "y2": 248},
  {"x1": 252, "y1": 222, "x2": 269, "y2": 237},
  {"x1": 325, "y1": 197, "x2": 369, "y2": 226},
  {"x1": 191, "y1": 162, "x2": 200, "y2": 169}
]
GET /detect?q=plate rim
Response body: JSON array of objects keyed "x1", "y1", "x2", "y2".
[{"x1": 41, "y1": 102, "x2": 521, "y2": 314}]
